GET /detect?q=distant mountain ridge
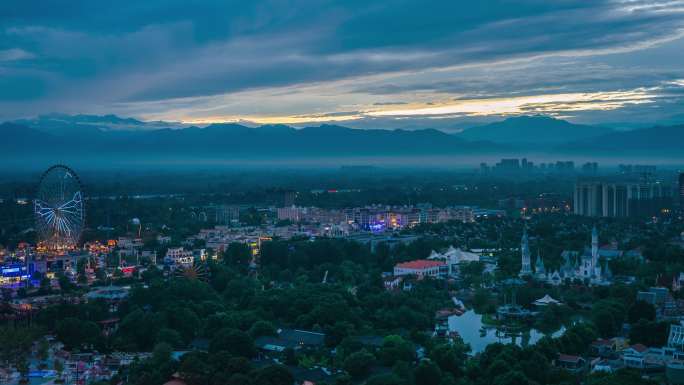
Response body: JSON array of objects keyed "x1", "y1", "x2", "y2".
[
  {"x1": 559, "y1": 124, "x2": 684, "y2": 153},
  {"x1": 0, "y1": 120, "x2": 504, "y2": 162},
  {"x1": 456, "y1": 115, "x2": 614, "y2": 144},
  {"x1": 2, "y1": 114, "x2": 682, "y2": 165}
]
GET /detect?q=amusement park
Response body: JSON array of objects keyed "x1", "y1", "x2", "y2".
[{"x1": 1, "y1": 165, "x2": 86, "y2": 289}]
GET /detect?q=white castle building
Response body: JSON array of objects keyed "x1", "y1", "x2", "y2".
[
  {"x1": 427, "y1": 246, "x2": 487, "y2": 277},
  {"x1": 519, "y1": 228, "x2": 533, "y2": 278},
  {"x1": 520, "y1": 226, "x2": 611, "y2": 286},
  {"x1": 559, "y1": 226, "x2": 612, "y2": 285}
]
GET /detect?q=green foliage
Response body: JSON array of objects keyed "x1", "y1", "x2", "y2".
[
  {"x1": 156, "y1": 328, "x2": 183, "y2": 348},
  {"x1": 209, "y1": 328, "x2": 256, "y2": 358},
  {"x1": 378, "y1": 335, "x2": 415, "y2": 366},
  {"x1": 553, "y1": 323, "x2": 597, "y2": 356},
  {"x1": 459, "y1": 261, "x2": 486, "y2": 287},
  {"x1": 253, "y1": 364, "x2": 294, "y2": 385},
  {"x1": 127, "y1": 343, "x2": 178, "y2": 385},
  {"x1": 534, "y1": 304, "x2": 573, "y2": 332},
  {"x1": 343, "y1": 349, "x2": 375, "y2": 379},
  {"x1": 626, "y1": 300, "x2": 656, "y2": 323},
  {"x1": 366, "y1": 373, "x2": 405, "y2": 385},
  {"x1": 0, "y1": 326, "x2": 40, "y2": 369},
  {"x1": 249, "y1": 320, "x2": 277, "y2": 338},
  {"x1": 179, "y1": 352, "x2": 212, "y2": 385},
  {"x1": 415, "y1": 359, "x2": 442, "y2": 385},
  {"x1": 224, "y1": 242, "x2": 252, "y2": 267},
  {"x1": 13, "y1": 226, "x2": 675, "y2": 385},
  {"x1": 628, "y1": 319, "x2": 669, "y2": 347},
  {"x1": 114, "y1": 308, "x2": 165, "y2": 350},
  {"x1": 324, "y1": 321, "x2": 355, "y2": 347},
  {"x1": 586, "y1": 368, "x2": 658, "y2": 385},
  {"x1": 592, "y1": 299, "x2": 626, "y2": 338},
  {"x1": 56, "y1": 317, "x2": 102, "y2": 350},
  {"x1": 429, "y1": 342, "x2": 469, "y2": 378}
]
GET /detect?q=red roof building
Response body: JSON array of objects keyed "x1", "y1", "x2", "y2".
[
  {"x1": 394, "y1": 260, "x2": 446, "y2": 278},
  {"x1": 556, "y1": 354, "x2": 586, "y2": 372}
]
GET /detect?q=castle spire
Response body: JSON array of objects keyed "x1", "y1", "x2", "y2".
[
  {"x1": 591, "y1": 225, "x2": 601, "y2": 280},
  {"x1": 535, "y1": 249, "x2": 546, "y2": 278},
  {"x1": 519, "y1": 225, "x2": 533, "y2": 277}
]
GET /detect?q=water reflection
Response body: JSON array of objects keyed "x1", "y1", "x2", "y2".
[{"x1": 448, "y1": 310, "x2": 565, "y2": 354}]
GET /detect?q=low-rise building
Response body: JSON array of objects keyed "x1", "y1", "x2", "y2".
[
  {"x1": 556, "y1": 354, "x2": 586, "y2": 372},
  {"x1": 393, "y1": 260, "x2": 447, "y2": 278},
  {"x1": 255, "y1": 328, "x2": 325, "y2": 352},
  {"x1": 165, "y1": 247, "x2": 194, "y2": 267}
]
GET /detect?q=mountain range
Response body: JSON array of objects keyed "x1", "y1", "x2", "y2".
[
  {"x1": 1, "y1": 114, "x2": 682, "y2": 166},
  {"x1": 457, "y1": 115, "x2": 614, "y2": 144}
]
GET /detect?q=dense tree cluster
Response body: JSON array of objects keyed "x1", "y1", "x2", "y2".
[{"x1": 1, "y1": 210, "x2": 682, "y2": 385}]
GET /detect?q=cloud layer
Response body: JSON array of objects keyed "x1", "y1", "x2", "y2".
[{"x1": 2, "y1": 0, "x2": 684, "y2": 127}]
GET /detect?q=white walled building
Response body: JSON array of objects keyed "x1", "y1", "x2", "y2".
[
  {"x1": 166, "y1": 247, "x2": 194, "y2": 267},
  {"x1": 393, "y1": 260, "x2": 447, "y2": 278}
]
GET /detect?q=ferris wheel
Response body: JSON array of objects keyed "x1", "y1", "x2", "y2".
[{"x1": 34, "y1": 165, "x2": 85, "y2": 250}]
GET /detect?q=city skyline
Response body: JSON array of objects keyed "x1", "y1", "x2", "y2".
[{"x1": 2, "y1": 1, "x2": 684, "y2": 130}]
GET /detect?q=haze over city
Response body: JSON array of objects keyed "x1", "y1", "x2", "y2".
[{"x1": 2, "y1": 2, "x2": 684, "y2": 385}]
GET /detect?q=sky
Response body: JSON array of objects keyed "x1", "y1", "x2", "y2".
[{"x1": 2, "y1": 0, "x2": 684, "y2": 129}]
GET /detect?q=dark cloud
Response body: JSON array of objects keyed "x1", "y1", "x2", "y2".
[{"x1": 1, "y1": 0, "x2": 684, "y2": 122}]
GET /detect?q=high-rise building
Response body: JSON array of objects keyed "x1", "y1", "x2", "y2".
[
  {"x1": 574, "y1": 178, "x2": 674, "y2": 217},
  {"x1": 522, "y1": 158, "x2": 534, "y2": 170},
  {"x1": 581, "y1": 162, "x2": 598, "y2": 175},
  {"x1": 479, "y1": 163, "x2": 490, "y2": 175},
  {"x1": 282, "y1": 190, "x2": 297, "y2": 207},
  {"x1": 494, "y1": 158, "x2": 521, "y2": 174},
  {"x1": 215, "y1": 205, "x2": 240, "y2": 225},
  {"x1": 555, "y1": 161, "x2": 575, "y2": 172}
]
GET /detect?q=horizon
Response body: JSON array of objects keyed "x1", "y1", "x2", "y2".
[{"x1": 6, "y1": 111, "x2": 684, "y2": 133}]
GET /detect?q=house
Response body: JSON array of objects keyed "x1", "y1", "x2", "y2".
[
  {"x1": 393, "y1": 260, "x2": 447, "y2": 278},
  {"x1": 622, "y1": 344, "x2": 649, "y2": 368},
  {"x1": 556, "y1": 354, "x2": 586, "y2": 372},
  {"x1": 637, "y1": 291, "x2": 657, "y2": 305},
  {"x1": 289, "y1": 366, "x2": 336, "y2": 385},
  {"x1": 591, "y1": 358, "x2": 615, "y2": 373},
  {"x1": 591, "y1": 339, "x2": 617, "y2": 357},
  {"x1": 669, "y1": 323, "x2": 684, "y2": 350},
  {"x1": 255, "y1": 329, "x2": 325, "y2": 352},
  {"x1": 383, "y1": 276, "x2": 403, "y2": 291}
]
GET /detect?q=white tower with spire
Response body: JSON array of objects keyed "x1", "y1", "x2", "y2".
[
  {"x1": 535, "y1": 250, "x2": 546, "y2": 280},
  {"x1": 591, "y1": 225, "x2": 601, "y2": 279},
  {"x1": 519, "y1": 227, "x2": 533, "y2": 277}
]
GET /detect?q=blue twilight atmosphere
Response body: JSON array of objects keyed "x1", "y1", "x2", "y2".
[
  {"x1": 3, "y1": 3, "x2": 684, "y2": 385},
  {"x1": 1, "y1": 0, "x2": 684, "y2": 129}
]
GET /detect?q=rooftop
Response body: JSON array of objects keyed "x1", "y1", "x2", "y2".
[
  {"x1": 630, "y1": 343, "x2": 649, "y2": 353},
  {"x1": 558, "y1": 354, "x2": 583, "y2": 363},
  {"x1": 395, "y1": 260, "x2": 446, "y2": 270}
]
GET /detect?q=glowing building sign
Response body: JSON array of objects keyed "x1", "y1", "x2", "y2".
[{"x1": 1, "y1": 264, "x2": 29, "y2": 278}]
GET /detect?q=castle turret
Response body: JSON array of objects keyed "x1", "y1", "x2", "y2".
[
  {"x1": 535, "y1": 250, "x2": 546, "y2": 280},
  {"x1": 592, "y1": 226, "x2": 599, "y2": 259},
  {"x1": 519, "y1": 227, "x2": 533, "y2": 277},
  {"x1": 591, "y1": 226, "x2": 601, "y2": 279}
]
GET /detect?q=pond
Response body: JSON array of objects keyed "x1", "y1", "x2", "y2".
[{"x1": 448, "y1": 310, "x2": 565, "y2": 354}]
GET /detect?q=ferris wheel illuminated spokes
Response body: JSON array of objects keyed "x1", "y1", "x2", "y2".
[
  {"x1": 35, "y1": 191, "x2": 83, "y2": 238},
  {"x1": 34, "y1": 165, "x2": 85, "y2": 250}
]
